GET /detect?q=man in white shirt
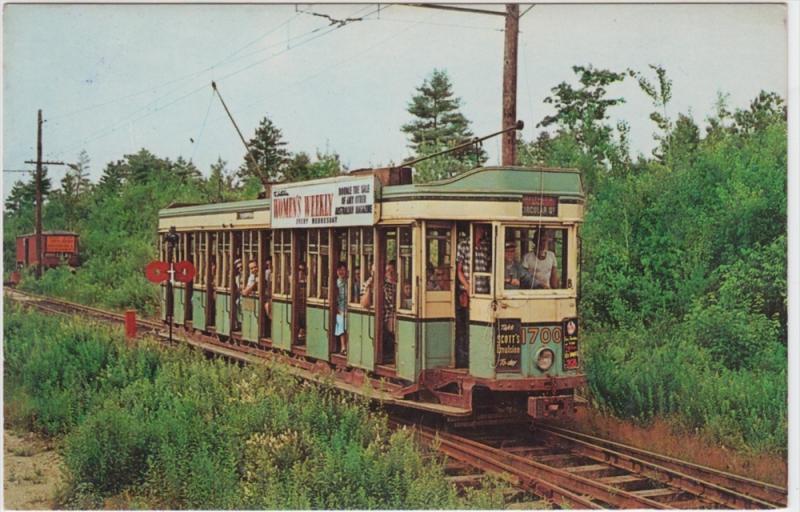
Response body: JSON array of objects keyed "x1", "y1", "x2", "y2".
[{"x1": 523, "y1": 230, "x2": 559, "y2": 289}]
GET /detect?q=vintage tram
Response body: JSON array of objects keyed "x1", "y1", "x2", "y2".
[{"x1": 158, "y1": 165, "x2": 584, "y2": 420}]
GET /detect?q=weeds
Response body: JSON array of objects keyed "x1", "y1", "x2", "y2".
[{"x1": 4, "y1": 307, "x2": 487, "y2": 509}]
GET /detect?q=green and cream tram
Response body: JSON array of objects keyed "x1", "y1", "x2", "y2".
[{"x1": 158, "y1": 165, "x2": 585, "y2": 419}]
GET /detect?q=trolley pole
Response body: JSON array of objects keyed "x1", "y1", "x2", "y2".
[{"x1": 502, "y1": 3, "x2": 519, "y2": 166}]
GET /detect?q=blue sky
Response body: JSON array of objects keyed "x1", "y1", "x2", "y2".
[{"x1": 2, "y1": 3, "x2": 788, "y2": 198}]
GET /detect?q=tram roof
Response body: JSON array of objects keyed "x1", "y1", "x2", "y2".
[
  {"x1": 382, "y1": 166, "x2": 583, "y2": 200},
  {"x1": 158, "y1": 166, "x2": 583, "y2": 219},
  {"x1": 159, "y1": 198, "x2": 271, "y2": 218}
]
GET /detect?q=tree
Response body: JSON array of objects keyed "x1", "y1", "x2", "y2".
[
  {"x1": 282, "y1": 150, "x2": 343, "y2": 183},
  {"x1": 173, "y1": 157, "x2": 203, "y2": 186},
  {"x1": 4, "y1": 171, "x2": 52, "y2": 213},
  {"x1": 205, "y1": 157, "x2": 237, "y2": 203},
  {"x1": 630, "y1": 65, "x2": 673, "y2": 163},
  {"x1": 238, "y1": 116, "x2": 290, "y2": 187},
  {"x1": 536, "y1": 65, "x2": 628, "y2": 192},
  {"x1": 402, "y1": 69, "x2": 486, "y2": 175}
]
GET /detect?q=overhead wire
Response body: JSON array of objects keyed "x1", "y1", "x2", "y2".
[
  {"x1": 190, "y1": 88, "x2": 216, "y2": 163},
  {"x1": 53, "y1": 7, "x2": 372, "y2": 154},
  {"x1": 46, "y1": 12, "x2": 302, "y2": 124}
]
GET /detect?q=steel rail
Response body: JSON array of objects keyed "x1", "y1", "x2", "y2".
[
  {"x1": 395, "y1": 419, "x2": 669, "y2": 509},
  {"x1": 538, "y1": 424, "x2": 787, "y2": 507},
  {"x1": 537, "y1": 426, "x2": 783, "y2": 509}
]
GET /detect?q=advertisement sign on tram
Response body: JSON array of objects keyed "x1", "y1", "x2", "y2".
[{"x1": 271, "y1": 176, "x2": 376, "y2": 228}]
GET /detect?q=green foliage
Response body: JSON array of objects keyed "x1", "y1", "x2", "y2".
[
  {"x1": 4, "y1": 308, "x2": 495, "y2": 508},
  {"x1": 402, "y1": 68, "x2": 486, "y2": 174},
  {"x1": 546, "y1": 75, "x2": 788, "y2": 452},
  {"x1": 239, "y1": 116, "x2": 290, "y2": 187},
  {"x1": 283, "y1": 150, "x2": 344, "y2": 183}
]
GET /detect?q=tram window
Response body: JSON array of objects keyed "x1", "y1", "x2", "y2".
[
  {"x1": 320, "y1": 230, "x2": 330, "y2": 299},
  {"x1": 426, "y1": 227, "x2": 451, "y2": 291},
  {"x1": 472, "y1": 224, "x2": 492, "y2": 295},
  {"x1": 349, "y1": 228, "x2": 362, "y2": 304},
  {"x1": 399, "y1": 227, "x2": 413, "y2": 310},
  {"x1": 504, "y1": 227, "x2": 567, "y2": 290}
]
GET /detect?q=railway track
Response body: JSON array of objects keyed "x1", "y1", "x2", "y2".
[
  {"x1": 6, "y1": 288, "x2": 788, "y2": 509},
  {"x1": 396, "y1": 420, "x2": 788, "y2": 509}
]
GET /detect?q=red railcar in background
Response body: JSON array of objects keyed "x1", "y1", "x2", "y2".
[{"x1": 15, "y1": 231, "x2": 80, "y2": 269}]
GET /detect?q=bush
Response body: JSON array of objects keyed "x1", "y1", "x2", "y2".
[{"x1": 4, "y1": 308, "x2": 486, "y2": 509}]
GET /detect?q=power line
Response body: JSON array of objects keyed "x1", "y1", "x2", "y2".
[{"x1": 46, "y1": 13, "x2": 301, "y2": 124}]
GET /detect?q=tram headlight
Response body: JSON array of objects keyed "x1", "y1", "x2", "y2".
[{"x1": 536, "y1": 348, "x2": 555, "y2": 371}]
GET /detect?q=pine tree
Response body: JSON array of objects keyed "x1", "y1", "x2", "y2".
[
  {"x1": 206, "y1": 157, "x2": 236, "y2": 203},
  {"x1": 173, "y1": 156, "x2": 203, "y2": 186},
  {"x1": 401, "y1": 69, "x2": 486, "y2": 174},
  {"x1": 238, "y1": 116, "x2": 290, "y2": 187}
]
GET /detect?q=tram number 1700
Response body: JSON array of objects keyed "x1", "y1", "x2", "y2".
[{"x1": 526, "y1": 326, "x2": 562, "y2": 345}]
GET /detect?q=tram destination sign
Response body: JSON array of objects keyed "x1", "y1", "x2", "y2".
[
  {"x1": 271, "y1": 177, "x2": 376, "y2": 229},
  {"x1": 522, "y1": 195, "x2": 558, "y2": 217}
]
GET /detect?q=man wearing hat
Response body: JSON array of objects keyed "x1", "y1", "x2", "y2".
[{"x1": 503, "y1": 238, "x2": 527, "y2": 290}]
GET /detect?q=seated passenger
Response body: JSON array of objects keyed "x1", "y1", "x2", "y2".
[
  {"x1": 503, "y1": 241, "x2": 527, "y2": 289},
  {"x1": 522, "y1": 231, "x2": 559, "y2": 289}
]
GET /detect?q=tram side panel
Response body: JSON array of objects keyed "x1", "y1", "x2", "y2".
[
  {"x1": 271, "y1": 299, "x2": 292, "y2": 350},
  {"x1": 346, "y1": 310, "x2": 375, "y2": 371},
  {"x1": 306, "y1": 303, "x2": 329, "y2": 360}
]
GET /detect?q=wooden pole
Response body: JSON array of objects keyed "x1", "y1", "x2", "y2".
[
  {"x1": 502, "y1": 4, "x2": 519, "y2": 166},
  {"x1": 35, "y1": 110, "x2": 43, "y2": 279}
]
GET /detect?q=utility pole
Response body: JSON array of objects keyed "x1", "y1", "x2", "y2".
[
  {"x1": 24, "y1": 109, "x2": 69, "y2": 279},
  {"x1": 35, "y1": 110, "x2": 43, "y2": 279},
  {"x1": 502, "y1": 4, "x2": 520, "y2": 166}
]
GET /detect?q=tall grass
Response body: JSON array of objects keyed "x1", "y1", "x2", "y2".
[
  {"x1": 583, "y1": 325, "x2": 787, "y2": 453},
  {"x1": 4, "y1": 306, "x2": 496, "y2": 509}
]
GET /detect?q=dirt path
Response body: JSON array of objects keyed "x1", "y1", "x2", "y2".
[{"x1": 3, "y1": 430, "x2": 64, "y2": 510}]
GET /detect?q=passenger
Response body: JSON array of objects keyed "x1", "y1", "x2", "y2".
[
  {"x1": 455, "y1": 225, "x2": 490, "y2": 367},
  {"x1": 434, "y1": 266, "x2": 449, "y2": 291},
  {"x1": 360, "y1": 264, "x2": 375, "y2": 308},
  {"x1": 504, "y1": 241, "x2": 527, "y2": 289},
  {"x1": 297, "y1": 262, "x2": 307, "y2": 341},
  {"x1": 426, "y1": 265, "x2": 437, "y2": 291},
  {"x1": 335, "y1": 262, "x2": 348, "y2": 355},
  {"x1": 263, "y1": 256, "x2": 272, "y2": 319},
  {"x1": 523, "y1": 230, "x2": 559, "y2": 289},
  {"x1": 401, "y1": 282, "x2": 412, "y2": 310},
  {"x1": 383, "y1": 260, "x2": 398, "y2": 364},
  {"x1": 233, "y1": 258, "x2": 243, "y2": 330},
  {"x1": 242, "y1": 260, "x2": 258, "y2": 296},
  {"x1": 351, "y1": 266, "x2": 361, "y2": 302}
]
